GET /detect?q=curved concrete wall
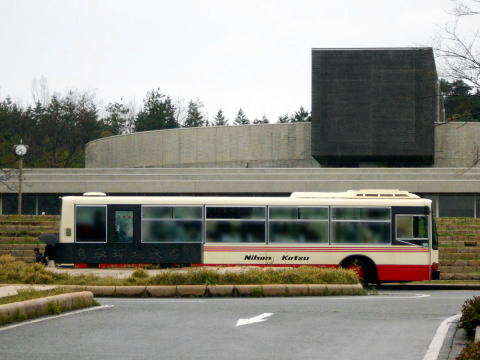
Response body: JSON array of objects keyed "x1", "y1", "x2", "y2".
[
  {"x1": 434, "y1": 122, "x2": 480, "y2": 167},
  {"x1": 85, "y1": 122, "x2": 480, "y2": 168},
  {"x1": 85, "y1": 123, "x2": 319, "y2": 168}
]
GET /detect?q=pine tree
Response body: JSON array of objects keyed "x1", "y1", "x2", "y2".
[
  {"x1": 278, "y1": 114, "x2": 290, "y2": 123},
  {"x1": 183, "y1": 100, "x2": 205, "y2": 127},
  {"x1": 291, "y1": 106, "x2": 311, "y2": 122},
  {"x1": 213, "y1": 109, "x2": 228, "y2": 126},
  {"x1": 134, "y1": 89, "x2": 178, "y2": 131},
  {"x1": 253, "y1": 114, "x2": 269, "y2": 124},
  {"x1": 234, "y1": 108, "x2": 250, "y2": 125}
]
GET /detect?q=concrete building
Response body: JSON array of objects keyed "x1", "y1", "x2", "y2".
[
  {"x1": 1, "y1": 47, "x2": 479, "y2": 217},
  {"x1": 85, "y1": 122, "x2": 480, "y2": 169},
  {"x1": 311, "y1": 48, "x2": 439, "y2": 167}
]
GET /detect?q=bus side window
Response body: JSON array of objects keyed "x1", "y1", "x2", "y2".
[
  {"x1": 75, "y1": 205, "x2": 107, "y2": 242},
  {"x1": 396, "y1": 215, "x2": 429, "y2": 247}
]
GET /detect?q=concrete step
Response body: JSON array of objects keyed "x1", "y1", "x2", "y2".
[
  {"x1": 0, "y1": 236, "x2": 41, "y2": 243},
  {"x1": 440, "y1": 259, "x2": 480, "y2": 267},
  {"x1": 0, "y1": 230, "x2": 45, "y2": 237},
  {"x1": 0, "y1": 244, "x2": 45, "y2": 251},
  {"x1": 439, "y1": 265, "x2": 480, "y2": 273},
  {"x1": 438, "y1": 231, "x2": 480, "y2": 237},
  {"x1": 0, "y1": 224, "x2": 58, "y2": 231},
  {"x1": 439, "y1": 236, "x2": 480, "y2": 242},
  {"x1": 0, "y1": 220, "x2": 59, "y2": 226},
  {"x1": 439, "y1": 248, "x2": 480, "y2": 262},
  {"x1": 437, "y1": 224, "x2": 480, "y2": 231},
  {"x1": 438, "y1": 241, "x2": 480, "y2": 249},
  {"x1": 439, "y1": 247, "x2": 480, "y2": 254},
  {"x1": 0, "y1": 249, "x2": 38, "y2": 257},
  {"x1": 0, "y1": 215, "x2": 59, "y2": 221},
  {"x1": 437, "y1": 218, "x2": 480, "y2": 225},
  {"x1": 440, "y1": 273, "x2": 480, "y2": 280}
]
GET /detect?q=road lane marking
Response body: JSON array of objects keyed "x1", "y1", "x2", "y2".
[
  {"x1": 236, "y1": 313, "x2": 273, "y2": 327},
  {"x1": 423, "y1": 313, "x2": 461, "y2": 360},
  {"x1": 0, "y1": 305, "x2": 113, "y2": 332}
]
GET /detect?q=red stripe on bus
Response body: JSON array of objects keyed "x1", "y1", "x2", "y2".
[
  {"x1": 204, "y1": 246, "x2": 427, "y2": 248},
  {"x1": 377, "y1": 265, "x2": 431, "y2": 281}
]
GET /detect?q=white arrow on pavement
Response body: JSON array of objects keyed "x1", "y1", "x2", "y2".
[{"x1": 236, "y1": 313, "x2": 274, "y2": 327}]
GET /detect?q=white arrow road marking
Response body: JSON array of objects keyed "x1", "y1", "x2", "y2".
[{"x1": 236, "y1": 313, "x2": 273, "y2": 327}]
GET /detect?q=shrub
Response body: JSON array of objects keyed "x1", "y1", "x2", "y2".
[
  {"x1": 0, "y1": 255, "x2": 70, "y2": 284},
  {"x1": 47, "y1": 302, "x2": 63, "y2": 315},
  {"x1": 131, "y1": 268, "x2": 149, "y2": 279},
  {"x1": 460, "y1": 296, "x2": 480, "y2": 337},
  {"x1": 456, "y1": 342, "x2": 480, "y2": 360},
  {"x1": 148, "y1": 266, "x2": 359, "y2": 285},
  {"x1": 0, "y1": 256, "x2": 360, "y2": 287}
]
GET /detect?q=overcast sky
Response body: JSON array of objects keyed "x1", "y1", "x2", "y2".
[{"x1": 0, "y1": 0, "x2": 459, "y2": 122}]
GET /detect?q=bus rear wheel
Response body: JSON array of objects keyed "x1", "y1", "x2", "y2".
[{"x1": 343, "y1": 258, "x2": 373, "y2": 285}]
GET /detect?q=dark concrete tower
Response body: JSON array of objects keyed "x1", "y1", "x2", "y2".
[{"x1": 311, "y1": 48, "x2": 438, "y2": 167}]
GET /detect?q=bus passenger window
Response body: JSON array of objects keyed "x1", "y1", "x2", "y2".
[
  {"x1": 331, "y1": 207, "x2": 391, "y2": 245},
  {"x1": 75, "y1": 206, "x2": 107, "y2": 242},
  {"x1": 269, "y1": 207, "x2": 328, "y2": 243},
  {"x1": 141, "y1": 206, "x2": 203, "y2": 243},
  {"x1": 206, "y1": 206, "x2": 266, "y2": 243}
]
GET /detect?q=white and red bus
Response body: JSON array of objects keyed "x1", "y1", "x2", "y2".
[{"x1": 45, "y1": 189, "x2": 439, "y2": 283}]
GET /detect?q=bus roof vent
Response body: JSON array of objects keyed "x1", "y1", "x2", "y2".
[
  {"x1": 83, "y1": 192, "x2": 107, "y2": 197},
  {"x1": 353, "y1": 189, "x2": 419, "y2": 198},
  {"x1": 291, "y1": 189, "x2": 419, "y2": 199}
]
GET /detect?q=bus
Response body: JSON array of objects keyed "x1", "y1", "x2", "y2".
[{"x1": 43, "y1": 189, "x2": 439, "y2": 283}]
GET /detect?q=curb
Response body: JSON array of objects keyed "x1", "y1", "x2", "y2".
[
  {"x1": 53, "y1": 283, "x2": 363, "y2": 297},
  {"x1": 378, "y1": 283, "x2": 480, "y2": 290},
  {"x1": 0, "y1": 291, "x2": 94, "y2": 325},
  {"x1": 438, "y1": 319, "x2": 468, "y2": 360}
]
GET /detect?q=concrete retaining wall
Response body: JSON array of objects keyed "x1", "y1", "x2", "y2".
[
  {"x1": 85, "y1": 122, "x2": 480, "y2": 169},
  {"x1": 62, "y1": 284, "x2": 364, "y2": 297},
  {"x1": 0, "y1": 291, "x2": 94, "y2": 324},
  {"x1": 85, "y1": 123, "x2": 318, "y2": 168}
]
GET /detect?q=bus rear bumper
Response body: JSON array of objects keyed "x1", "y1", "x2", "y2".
[{"x1": 431, "y1": 270, "x2": 440, "y2": 280}]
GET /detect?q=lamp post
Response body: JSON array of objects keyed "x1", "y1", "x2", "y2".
[{"x1": 13, "y1": 140, "x2": 28, "y2": 215}]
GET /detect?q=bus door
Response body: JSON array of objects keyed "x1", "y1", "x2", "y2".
[{"x1": 107, "y1": 205, "x2": 141, "y2": 245}]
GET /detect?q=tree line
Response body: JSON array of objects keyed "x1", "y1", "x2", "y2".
[
  {"x1": 440, "y1": 79, "x2": 480, "y2": 122},
  {"x1": 0, "y1": 88, "x2": 311, "y2": 168}
]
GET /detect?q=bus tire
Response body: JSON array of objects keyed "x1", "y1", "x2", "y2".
[{"x1": 341, "y1": 256, "x2": 377, "y2": 285}]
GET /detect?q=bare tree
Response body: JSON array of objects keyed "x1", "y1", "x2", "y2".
[
  {"x1": 31, "y1": 76, "x2": 50, "y2": 106},
  {"x1": 173, "y1": 97, "x2": 187, "y2": 126},
  {"x1": 124, "y1": 98, "x2": 138, "y2": 134},
  {"x1": 435, "y1": 0, "x2": 480, "y2": 90},
  {"x1": 0, "y1": 169, "x2": 15, "y2": 191}
]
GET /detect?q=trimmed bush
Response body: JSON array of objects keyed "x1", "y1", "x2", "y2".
[
  {"x1": 147, "y1": 267, "x2": 359, "y2": 286},
  {"x1": 460, "y1": 296, "x2": 480, "y2": 337},
  {"x1": 456, "y1": 341, "x2": 480, "y2": 360},
  {"x1": 0, "y1": 255, "x2": 360, "y2": 287}
]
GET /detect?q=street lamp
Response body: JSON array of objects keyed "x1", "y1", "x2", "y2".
[{"x1": 13, "y1": 140, "x2": 28, "y2": 215}]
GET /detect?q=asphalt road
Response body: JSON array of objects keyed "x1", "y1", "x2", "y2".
[{"x1": 0, "y1": 291, "x2": 476, "y2": 360}]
